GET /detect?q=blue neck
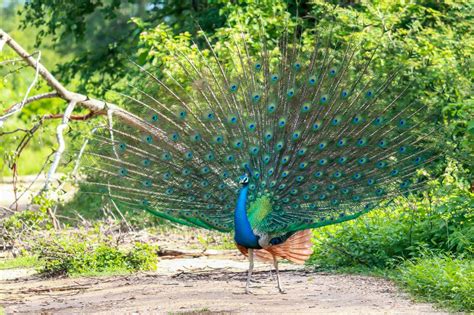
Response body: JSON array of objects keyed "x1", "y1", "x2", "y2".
[{"x1": 234, "y1": 185, "x2": 260, "y2": 248}]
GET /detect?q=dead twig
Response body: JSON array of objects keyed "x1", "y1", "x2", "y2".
[
  {"x1": 43, "y1": 100, "x2": 77, "y2": 192},
  {"x1": 3, "y1": 92, "x2": 59, "y2": 113},
  {"x1": 0, "y1": 51, "x2": 42, "y2": 124}
]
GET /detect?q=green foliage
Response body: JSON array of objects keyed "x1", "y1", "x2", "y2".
[
  {"x1": 1, "y1": 209, "x2": 52, "y2": 234},
  {"x1": 308, "y1": 186, "x2": 473, "y2": 269},
  {"x1": 33, "y1": 231, "x2": 159, "y2": 276},
  {"x1": 395, "y1": 255, "x2": 474, "y2": 312},
  {"x1": 17, "y1": 1, "x2": 228, "y2": 95}
]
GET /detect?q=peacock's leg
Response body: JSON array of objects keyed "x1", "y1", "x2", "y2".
[
  {"x1": 245, "y1": 248, "x2": 254, "y2": 294},
  {"x1": 272, "y1": 254, "x2": 285, "y2": 294}
]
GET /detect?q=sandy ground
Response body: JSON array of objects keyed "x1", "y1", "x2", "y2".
[
  {"x1": 0, "y1": 253, "x2": 448, "y2": 314},
  {"x1": 0, "y1": 175, "x2": 49, "y2": 212}
]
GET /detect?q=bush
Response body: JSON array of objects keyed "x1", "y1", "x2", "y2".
[
  {"x1": 395, "y1": 255, "x2": 474, "y2": 312},
  {"x1": 308, "y1": 187, "x2": 473, "y2": 269},
  {"x1": 33, "y1": 232, "x2": 158, "y2": 276}
]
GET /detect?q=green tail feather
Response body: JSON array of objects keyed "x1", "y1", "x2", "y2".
[{"x1": 76, "y1": 19, "x2": 441, "y2": 234}]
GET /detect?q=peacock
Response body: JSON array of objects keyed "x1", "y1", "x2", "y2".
[{"x1": 77, "y1": 20, "x2": 439, "y2": 294}]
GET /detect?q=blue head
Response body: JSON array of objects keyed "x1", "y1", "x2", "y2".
[{"x1": 239, "y1": 174, "x2": 249, "y2": 186}]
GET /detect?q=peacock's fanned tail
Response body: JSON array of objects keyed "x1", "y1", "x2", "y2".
[{"x1": 78, "y1": 22, "x2": 440, "y2": 234}]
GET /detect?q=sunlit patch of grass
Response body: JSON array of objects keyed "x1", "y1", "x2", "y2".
[{"x1": 0, "y1": 255, "x2": 39, "y2": 270}]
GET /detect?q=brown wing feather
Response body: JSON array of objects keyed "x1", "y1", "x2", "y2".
[{"x1": 235, "y1": 230, "x2": 313, "y2": 264}]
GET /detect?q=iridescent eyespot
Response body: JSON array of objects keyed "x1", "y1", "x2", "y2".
[
  {"x1": 252, "y1": 93, "x2": 261, "y2": 102},
  {"x1": 228, "y1": 116, "x2": 238, "y2": 124},
  {"x1": 214, "y1": 135, "x2": 223, "y2": 144},
  {"x1": 267, "y1": 103, "x2": 276, "y2": 113},
  {"x1": 292, "y1": 131, "x2": 301, "y2": 140},
  {"x1": 145, "y1": 135, "x2": 153, "y2": 143},
  {"x1": 249, "y1": 146, "x2": 259, "y2": 155},
  {"x1": 312, "y1": 122, "x2": 321, "y2": 131},
  {"x1": 119, "y1": 168, "x2": 128, "y2": 176}
]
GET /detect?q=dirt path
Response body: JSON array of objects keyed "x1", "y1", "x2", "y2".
[{"x1": 1, "y1": 253, "x2": 447, "y2": 314}]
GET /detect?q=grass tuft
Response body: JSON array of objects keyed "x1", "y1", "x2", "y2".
[{"x1": 394, "y1": 255, "x2": 473, "y2": 312}]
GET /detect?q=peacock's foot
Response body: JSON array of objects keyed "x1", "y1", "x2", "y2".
[{"x1": 278, "y1": 288, "x2": 286, "y2": 294}]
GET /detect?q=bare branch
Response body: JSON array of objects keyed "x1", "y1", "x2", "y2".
[
  {"x1": 43, "y1": 100, "x2": 77, "y2": 192},
  {"x1": 9, "y1": 151, "x2": 55, "y2": 209},
  {"x1": 0, "y1": 56, "x2": 27, "y2": 66},
  {"x1": 43, "y1": 111, "x2": 96, "y2": 121},
  {"x1": 0, "y1": 29, "x2": 153, "y2": 134},
  {"x1": 0, "y1": 51, "x2": 42, "y2": 124},
  {"x1": 3, "y1": 92, "x2": 59, "y2": 114}
]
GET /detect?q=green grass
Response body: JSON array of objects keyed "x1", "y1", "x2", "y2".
[
  {"x1": 394, "y1": 256, "x2": 474, "y2": 312},
  {"x1": 0, "y1": 255, "x2": 39, "y2": 270}
]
